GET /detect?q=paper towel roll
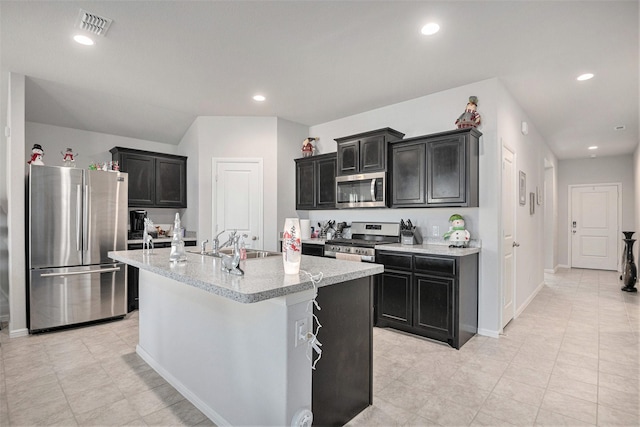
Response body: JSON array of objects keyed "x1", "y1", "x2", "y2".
[{"x1": 300, "y1": 219, "x2": 311, "y2": 239}]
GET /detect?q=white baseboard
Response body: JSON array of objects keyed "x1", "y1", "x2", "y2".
[
  {"x1": 477, "y1": 328, "x2": 500, "y2": 338},
  {"x1": 515, "y1": 280, "x2": 545, "y2": 318},
  {"x1": 136, "y1": 345, "x2": 229, "y2": 427},
  {"x1": 558, "y1": 264, "x2": 570, "y2": 269},
  {"x1": 544, "y1": 265, "x2": 559, "y2": 274},
  {"x1": 9, "y1": 328, "x2": 29, "y2": 338}
]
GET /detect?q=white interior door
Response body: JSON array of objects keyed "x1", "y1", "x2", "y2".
[
  {"x1": 570, "y1": 185, "x2": 619, "y2": 270},
  {"x1": 212, "y1": 159, "x2": 263, "y2": 250},
  {"x1": 501, "y1": 146, "x2": 515, "y2": 329}
]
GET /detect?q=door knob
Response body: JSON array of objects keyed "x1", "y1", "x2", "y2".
[
  {"x1": 252, "y1": 236, "x2": 258, "y2": 240},
  {"x1": 572, "y1": 230, "x2": 576, "y2": 234},
  {"x1": 512, "y1": 242, "x2": 520, "y2": 247}
]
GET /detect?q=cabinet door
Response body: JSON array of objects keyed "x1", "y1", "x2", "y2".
[
  {"x1": 316, "y1": 156, "x2": 336, "y2": 208},
  {"x1": 377, "y1": 270, "x2": 412, "y2": 326},
  {"x1": 296, "y1": 160, "x2": 316, "y2": 209},
  {"x1": 426, "y1": 135, "x2": 466, "y2": 206},
  {"x1": 155, "y1": 157, "x2": 187, "y2": 207},
  {"x1": 360, "y1": 135, "x2": 386, "y2": 173},
  {"x1": 391, "y1": 142, "x2": 426, "y2": 206},
  {"x1": 337, "y1": 140, "x2": 359, "y2": 175},
  {"x1": 121, "y1": 153, "x2": 154, "y2": 206},
  {"x1": 414, "y1": 274, "x2": 454, "y2": 342}
]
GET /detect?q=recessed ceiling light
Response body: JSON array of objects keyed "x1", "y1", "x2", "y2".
[
  {"x1": 421, "y1": 23, "x2": 440, "y2": 36},
  {"x1": 588, "y1": 146, "x2": 598, "y2": 150},
  {"x1": 73, "y1": 34, "x2": 94, "y2": 45},
  {"x1": 577, "y1": 73, "x2": 594, "y2": 81},
  {"x1": 253, "y1": 95, "x2": 266, "y2": 102}
]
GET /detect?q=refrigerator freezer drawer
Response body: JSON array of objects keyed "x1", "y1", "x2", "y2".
[{"x1": 29, "y1": 263, "x2": 127, "y2": 332}]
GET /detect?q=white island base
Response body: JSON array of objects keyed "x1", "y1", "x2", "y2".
[{"x1": 136, "y1": 269, "x2": 316, "y2": 426}]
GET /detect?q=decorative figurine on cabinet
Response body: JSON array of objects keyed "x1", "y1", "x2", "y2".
[
  {"x1": 27, "y1": 144, "x2": 45, "y2": 165},
  {"x1": 455, "y1": 96, "x2": 482, "y2": 129},
  {"x1": 301, "y1": 137, "x2": 318, "y2": 157},
  {"x1": 443, "y1": 214, "x2": 470, "y2": 247},
  {"x1": 61, "y1": 147, "x2": 77, "y2": 167}
]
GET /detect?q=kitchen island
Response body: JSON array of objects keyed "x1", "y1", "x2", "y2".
[{"x1": 108, "y1": 248, "x2": 382, "y2": 426}]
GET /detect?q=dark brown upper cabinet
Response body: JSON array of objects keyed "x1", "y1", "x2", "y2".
[
  {"x1": 110, "y1": 147, "x2": 187, "y2": 208},
  {"x1": 390, "y1": 128, "x2": 481, "y2": 208},
  {"x1": 295, "y1": 153, "x2": 337, "y2": 210},
  {"x1": 335, "y1": 128, "x2": 404, "y2": 176}
]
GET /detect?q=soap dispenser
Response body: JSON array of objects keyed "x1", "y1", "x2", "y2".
[{"x1": 169, "y1": 213, "x2": 187, "y2": 263}]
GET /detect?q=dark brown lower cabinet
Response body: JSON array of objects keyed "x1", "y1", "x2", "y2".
[
  {"x1": 313, "y1": 276, "x2": 373, "y2": 426},
  {"x1": 375, "y1": 250, "x2": 478, "y2": 349}
]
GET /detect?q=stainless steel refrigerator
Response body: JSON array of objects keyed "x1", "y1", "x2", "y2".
[{"x1": 28, "y1": 165, "x2": 128, "y2": 332}]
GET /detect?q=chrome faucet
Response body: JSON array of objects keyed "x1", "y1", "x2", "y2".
[
  {"x1": 211, "y1": 230, "x2": 226, "y2": 255},
  {"x1": 200, "y1": 239, "x2": 209, "y2": 254}
]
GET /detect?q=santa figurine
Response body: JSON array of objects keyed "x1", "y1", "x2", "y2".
[
  {"x1": 455, "y1": 96, "x2": 482, "y2": 129},
  {"x1": 61, "y1": 147, "x2": 77, "y2": 167},
  {"x1": 301, "y1": 137, "x2": 318, "y2": 157},
  {"x1": 443, "y1": 214, "x2": 471, "y2": 247},
  {"x1": 27, "y1": 144, "x2": 45, "y2": 165}
]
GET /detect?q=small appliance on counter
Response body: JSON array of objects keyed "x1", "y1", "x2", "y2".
[
  {"x1": 400, "y1": 219, "x2": 423, "y2": 245},
  {"x1": 129, "y1": 210, "x2": 147, "y2": 240}
]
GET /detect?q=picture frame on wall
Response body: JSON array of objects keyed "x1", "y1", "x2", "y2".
[
  {"x1": 519, "y1": 171, "x2": 526, "y2": 205},
  {"x1": 530, "y1": 192, "x2": 535, "y2": 214}
]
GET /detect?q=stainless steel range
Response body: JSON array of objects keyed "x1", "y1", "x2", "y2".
[{"x1": 324, "y1": 221, "x2": 401, "y2": 262}]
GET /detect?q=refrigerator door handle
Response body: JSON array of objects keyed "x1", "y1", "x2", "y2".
[
  {"x1": 40, "y1": 266, "x2": 121, "y2": 278},
  {"x1": 83, "y1": 184, "x2": 89, "y2": 253},
  {"x1": 76, "y1": 184, "x2": 82, "y2": 251}
]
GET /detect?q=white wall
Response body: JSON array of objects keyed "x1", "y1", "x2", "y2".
[
  {"x1": 557, "y1": 155, "x2": 635, "y2": 267},
  {"x1": 496, "y1": 84, "x2": 555, "y2": 316},
  {"x1": 635, "y1": 145, "x2": 640, "y2": 254},
  {"x1": 179, "y1": 116, "x2": 280, "y2": 251},
  {"x1": 25, "y1": 122, "x2": 185, "y2": 228},
  {"x1": 277, "y1": 118, "x2": 309, "y2": 235},
  {"x1": 7, "y1": 72, "x2": 27, "y2": 336}
]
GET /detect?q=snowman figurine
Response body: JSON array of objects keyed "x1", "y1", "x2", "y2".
[
  {"x1": 61, "y1": 147, "x2": 77, "y2": 167},
  {"x1": 443, "y1": 214, "x2": 470, "y2": 247},
  {"x1": 27, "y1": 144, "x2": 44, "y2": 165}
]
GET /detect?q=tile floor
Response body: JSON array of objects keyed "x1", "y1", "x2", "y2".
[{"x1": 0, "y1": 268, "x2": 637, "y2": 426}]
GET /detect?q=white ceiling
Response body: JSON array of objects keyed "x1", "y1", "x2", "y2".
[{"x1": 1, "y1": 1, "x2": 637, "y2": 159}]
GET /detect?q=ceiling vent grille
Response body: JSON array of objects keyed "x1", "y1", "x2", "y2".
[{"x1": 75, "y1": 9, "x2": 112, "y2": 36}]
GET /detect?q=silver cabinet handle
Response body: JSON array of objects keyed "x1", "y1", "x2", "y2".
[
  {"x1": 41, "y1": 266, "x2": 121, "y2": 278},
  {"x1": 512, "y1": 242, "x2": 520, "y2": 247}
]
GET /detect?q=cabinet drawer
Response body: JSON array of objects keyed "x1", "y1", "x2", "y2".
[
  {"x1": 414, "y1": 256, "x2": 456, "y2": 276},
  {"x1": 376, "y1": 251, "x2": 413, "y2": 270}
]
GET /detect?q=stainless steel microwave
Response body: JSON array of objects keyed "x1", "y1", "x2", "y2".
[{"x1": 335, "y1": 171, "x2": 387, "y2": 208}]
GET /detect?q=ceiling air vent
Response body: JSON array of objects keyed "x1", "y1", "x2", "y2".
[{"x1": 75, "y1": 9, "x2": 113, "y2": 36}]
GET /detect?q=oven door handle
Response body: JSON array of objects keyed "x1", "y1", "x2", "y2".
[{"x1": 370, "y1": 178, "x2": 376, "y2": 201}]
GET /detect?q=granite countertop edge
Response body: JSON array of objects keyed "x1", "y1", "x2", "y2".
[
  {"x1": 108, "y1": 249, "x2": 382, "y2": 304},
  {"x1": 377, "y1": 242, "x2": 480, "y2": 256}
]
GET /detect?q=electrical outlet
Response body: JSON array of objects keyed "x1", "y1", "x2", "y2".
[
  {"x1": 432, "y1": 225, "x2": 440, "y2": 236},
  {"x1": 294, "y1": 318, "x2": 308, "y2": 347}
]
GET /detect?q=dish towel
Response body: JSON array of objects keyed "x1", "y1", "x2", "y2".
[{"x1": 335, "y1": 253, "x2": 362, "y2": 262}]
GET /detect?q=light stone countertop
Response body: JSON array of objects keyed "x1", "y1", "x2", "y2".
[
  {"x1": 376, "y1": 242, "x2": 480, "y2": 256},
  {"x1": 108, "y1": 248, "x2": 383, "y2": 304}
]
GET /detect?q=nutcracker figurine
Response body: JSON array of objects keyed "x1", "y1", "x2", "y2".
[
  {"x1": 455, "y1": 96, "x2": 482, "y2": 129},
  {"x1": 301, "y1": 137, "x2": 318, "y2": 157}
]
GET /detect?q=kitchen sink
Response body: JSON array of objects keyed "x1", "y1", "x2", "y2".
[{"x1": 187, "y1": 248, "x2": 280, "y2": 259}]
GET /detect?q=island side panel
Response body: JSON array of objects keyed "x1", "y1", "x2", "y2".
[
  {"x1": 312, "y1": 276, "x2": 374, "y2": 426},
  {"x1": 136, "y1": 269, "x2": 315, "y2": 426}
]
